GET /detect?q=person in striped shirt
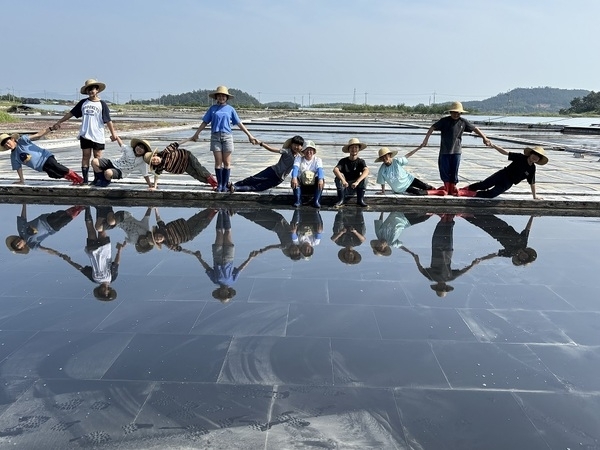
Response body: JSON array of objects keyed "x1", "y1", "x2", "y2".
[{"x1": 143, "y1": 142, "x2": 217, "y2": 190}]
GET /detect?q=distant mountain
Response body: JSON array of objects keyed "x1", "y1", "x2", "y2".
[
  {"x1": 141, "y1": 88, "x2": 260, "y2": 107},
  {"x1": 463, "y1": 87, "x2": 590, "y2": 114}
]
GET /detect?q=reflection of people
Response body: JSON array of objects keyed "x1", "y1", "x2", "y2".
[
  {"x1": 458, "y1": 145, "x2": 548, "y2": 199},
  {"x1": 51, "y1": 79, "x2": 121, "y2": 183},
  {"x1": 91, "y1": 138, "x2": 153, "y2": 188},
  {"x1": 370, "y1": 212, "x2": 430, "y2": 257},
  {"x1": 150, "y1": 208, "x2": 217, "y2": 251},
  {"x1": 185, "y1": 209, "x2": 264, "y2": 302},
  {"x1": 290, "y1": 209, "x2": 323, "y2": 260},
  {"x1": 291, "y1": 140, "x2": 325, "y2": 208},
  {"x1": 114, "y1": 207, "x2": 155, "y2": 253},
  {"x1": 59, "y1": 206, "x2": 124, "y2": 301},
  {"x1": 143, "y1": 142, "x2": 217, "y2": 190},
  {"x1": 401, "y1": 214, "x2": 496, "y2": 297},
  {"x1": 188, "y1": 86, "x2": 258, "y2": 192},
  {"x1": 463, "y1": 214, "x2": 537, "y2": 266},
  {"x1": 236, "y1": 209, "x2": 295, "y2": 259},
  {"x1": 333, "y1": 138, "x2": 370, "y2": 207},
  {"x1": 418, "y1": 101, "x2": 491, "y2": 195},
  {"x1": 231, "y1": 135, "x2": 304, "y2": 192},
  {"x1": 1, "y1": 130, "x2": 83, "y2": 185},
  {"x1": 330, "y1": 209, "x2": 366, "y2": 265},
  {"x1": 5, "y1": 204, "x2": 84, "y2": 255},
  {"x1": 374, "y1": 147, "x2": 445, "y2": 196}
]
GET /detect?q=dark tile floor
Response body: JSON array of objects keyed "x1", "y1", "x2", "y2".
[{"x1": 0, "y1": 203, "x2": 598, "y2": 449}]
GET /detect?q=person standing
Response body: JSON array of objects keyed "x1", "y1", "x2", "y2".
[
  {"x1": 188, "y1": 86, "x2": 258, "y2": 192},
  {"x1": 418, "y1": 101, "x2": 490, "y2": 195},
  {"x1": 52, "y1": 79, "x2": 121, "y2": 183},
  {"x1": 333, "y1": 138, "x2": 370, "y2": 207}
]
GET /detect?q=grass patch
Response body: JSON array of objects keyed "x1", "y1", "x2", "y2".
[{"x1": 0, "y1": 111, "x2": 18, "y2": 123}]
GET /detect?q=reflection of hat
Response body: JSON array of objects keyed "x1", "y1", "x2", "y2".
[
  {"x1": 524, "y1": 146, "x2": 548, "y2": 165},
  {"x1": 209, "y1": 85, "x2": 233, "y2": 99},
  {"x1": 93, "y1": 285, "x2": 117, "y2": 301},
  {"x1": 338, "y1": 248, "x2": 362, "y2": 265},
  {"x1": 369, "y1": 239, "x2": 392, "y2": 257},
  {"x1": 212, "y1": 286, "x2": 236, "y2": 302},
  {"x1": 512, "y1": 247, "x2": 537, "y2": 266},
  {"x1": 374, "y1": 147, "x2": 398, "y2": 163},
  {"x1": 5, "y1": 235, "x2": 29, "y2": 255},
  {"x1": 431, "y1": 283, "x2": 454, "y2": 297},
  {"x1": 446, "y1": 101, "x2": 466, "y2": 113},
  {"x1": 80, "y1": 78, "x2": 106, "y2": 95},
  {"x1": 131, "y1": 138, "x2": 152, "y2": 154},
  {"x1": 302, "y1": 140, "x2": 317, "y2": 153},
  {"x1": 342, "y1": 138, "x2": 367, "y2": 153}
]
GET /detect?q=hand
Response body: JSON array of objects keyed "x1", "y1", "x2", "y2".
[
  {"x1": 250, "y1": 250, "x2": 260, "y2": 257},
  {"x1": 249, "y1": 137, "x2": 258, "y2": 145},
  {"x1": 194, "y1": 250, "x2": 202, "y2": 257},
  {"x1": 190, "y1": 135, "x2": 199, "y2": 142},
  {"x1": 291, "y1": 178, "x2": 298, "y2": 189},
  {"x1": 350, "y1": 182, "x2": 358, "y2": 189},
  {"x1": 51, "y1": 123, "x2": 60, "y2": 131},
  {"x1": 376, "y1": 190, "x2": 385, "y2": 195},
  {"x1": 13, "y1": 180, "x2": 24, "y2": 185}
]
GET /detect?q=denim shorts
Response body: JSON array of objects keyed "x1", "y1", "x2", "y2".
[{"x1": 210, "y1": 132, "x2": 234, "y2": 153}]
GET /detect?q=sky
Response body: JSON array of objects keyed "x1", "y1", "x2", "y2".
[{"x1": 4, "y1": 0, "x2": 598, "y2": 106}]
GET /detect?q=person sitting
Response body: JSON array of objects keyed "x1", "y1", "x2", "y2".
[
  {"x1": 374, "y1": 147, "x2": 445, "y2": 196},
  {"x1": 90, "y1": 138, "x2": 153, "y2": 188},
  {"x1": 290, "y1": 140, "x2": 325, "y2": 208},
  {"x1": 230, "y1": 135, "x2": 304, "y2": 192},
  {"x1": 458, "y1": 144, "x2": 548, "y2": 199},
  {"x1": 333, "y1": 138, "x2": 370, "y2": 207}
]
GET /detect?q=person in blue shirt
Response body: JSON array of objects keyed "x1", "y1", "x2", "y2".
[
  {"x1": 1, "y1": 129, "x2": 83, "y2": 184},
  {"x1": 188, "y1": 86, "x2": 258, "y2": 192}
]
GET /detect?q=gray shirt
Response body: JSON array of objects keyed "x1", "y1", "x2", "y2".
[{"x1": 271, "y1": 148, "x2": 295, "y2": 180}]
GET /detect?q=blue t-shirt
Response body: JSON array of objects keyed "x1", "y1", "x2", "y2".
[
  {"x1": 10, "y1": 135, "x2": 53, "y2": 172},
  {"x1": 376, "y1": 157, "x2": 415, "y2": 193},
  {"x1": 202, "y1": 104, "x2": 241, "y2": 133}
]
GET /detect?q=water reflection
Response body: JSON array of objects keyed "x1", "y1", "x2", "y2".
[{"x1": 331, "y1": 209, "x2": 366, "y2": 265}]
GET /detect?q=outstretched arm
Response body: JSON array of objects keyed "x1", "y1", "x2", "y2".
[
  {"x1": 405, "y1": 146, "x2": 423, "y2": 159},
  {"x1": 419, "y1": 124, "x2": 436, "y2": 147},
  {"x1": 257, "y1": 141, "x2": 280, "y2": 153},
  {"x1": 490, "y1": 142, "x2": 509, "y2": 156},
  {"x1": 29, "y1": 127, "x2": 53, "y2": 141},
  {"x1": 473, "y1": 126, "x2": 491, "y2": 147},
  {"x1": 237, "y1": 122, "x2": 258, "y2": 145},
  {"x1": 51, "y1": 112, "x2": 73, "y2": 130},
  {"x1": 190, "y1": 122, "x2": 209, "y2": 141}
]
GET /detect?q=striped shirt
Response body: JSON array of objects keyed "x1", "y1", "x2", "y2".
[{"x1": 154, "y1": 142, "x2": 189, "y2": 175}]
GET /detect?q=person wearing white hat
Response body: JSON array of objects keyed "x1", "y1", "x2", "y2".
[
  {"x1": 418, "y1": 101, "x2": 491, "y2": 195},
  {"x1": 51, "y1": 79, "x2": 121, "y2": 184},
  {"x1": 187, "y1": 86, "x2": 259, "y2": 192},
  {"x1": 458, "y1": 143, "x2": 548, "y2": 199},
  {"x1": 290, "y1": 140, "x2": 325, "y2": 208}
]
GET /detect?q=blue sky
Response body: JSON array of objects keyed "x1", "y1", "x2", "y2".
[{"x1": 4, "y1": 0, "x2": 598, "y2": 105}]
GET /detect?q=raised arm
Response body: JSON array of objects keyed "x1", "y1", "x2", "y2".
[
  {"x1": 473, "y1": 126, "x2": 491, "y2": 146},
  {"x1": 237, "y1": 122, "x2": 258, "y2": 145},
  {"x1": 29, "y1": 127, "x2": 53, "y2": 141},
  {"x1": 419, "y1": 124, "x2": 436, "y2": 147},
  {"x1": 257, "y1": 141, "x2": 281, "y2": 153},
  {"x1": 51, "y1": 112, "x2": 73, "y2": 130},
  {"x1": 490, "y1": 142, "x2": 509, "y2": 156}
]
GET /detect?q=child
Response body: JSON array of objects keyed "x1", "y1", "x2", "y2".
[
  {"x1": 187, "y1": 86, "x2": 258, "y2": 192},
  {"x1": 333, "y1": 137, "x2": 370, "y2": 207},
  {"x1": 458, "y1": 144, "x2": 548, "y2": 199},
  {"x1": 230, "y1": 135, "x2": 305, "y2": 192},
  {"x1": 419, "y1": 101, "x2": 490, "y2": 195},
  {"x1": 51, "y1": 79, "x2": 121, "y2": 183},
  {"x1": 91, "y1": 138, "x2": 154, "y2": 188},
  {"x1": 290, "y1": 140, "x2": 325, "y2": 208},
  {"x1": 374, "y1": 147, "x2": 445, "y2": 196},
  {"x1": 143, "y1": 142, "x2": 217, "y2": 189},
  {"x1": 1, "y1": 129, "x2": 83, "y2": 184}
]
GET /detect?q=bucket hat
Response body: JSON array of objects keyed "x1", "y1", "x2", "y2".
[
  {"x1": 524, "y1": 146, "x2": 548, "y2": 165},
  {"x1": 374, "y1": 147, "x2": 398, "y2": 163},
  {"x1": 302, "y1": 140, "x2": 317, "y2": 153},
  {"x1": 446, "y1": 101, "x2": 467, "y2": 113},
  {"x1": 80, "y1": 79, "x2": 106, "y2": 95},
  {"x1": 209, "y1": 86, "x2": 233, "y2": 99},
  {"x1": 342, "y1": 138, "x2": 367, "y2": 153}
]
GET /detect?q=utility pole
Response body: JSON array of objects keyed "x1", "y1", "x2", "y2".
[
  {"x1": 353, "y1": 88, "x2": 356, "y2": 104},
  {"x1": 364, "y1": 92, "x2": 368, "y2": 105}
]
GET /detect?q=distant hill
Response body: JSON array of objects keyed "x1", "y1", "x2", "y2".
[
  {"x1": 463, "y1": 87, "x2": 590, "y2": 114},
  {"x1": 140, "y1": 88, "x2": 260, "y2": 107}
]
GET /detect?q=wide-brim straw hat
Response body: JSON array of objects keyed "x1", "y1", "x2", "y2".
[
  {"x1": 131, "y1": 138, "x2": 152, "y2": 154},
  {"x1": 0, "y1": 133, "x2": 18, "y2": 148},
  {"x1": 524, "y1": 146, "x2": 549, "y2": 165},
  {"x1": 342, "y1": 138, "x2": 367, "y2": 153},
  {"x1": 512, "y1": 247, "x2": 537, "y2": 266},
  {"x1": 338, "y1": 248, "x2": 362, "y2": 265},
  {"x1": 370, "y1": 239, "x2": 392, "y2": 257},
  {"x1": 446, "y1": 101, "x2": 467, "y2": 113},
  {"x1": 209, "y1": 85, "x2": 233, "y2": 99},
  {"x1": 5, "y1": 235, "x2": 29, "y2": 255},
  {"x1": 80, "y1": 79, "x2": 106, "y2": 95},
  {"x1": 374, "y1": 147, "x2": 397, "y2": 163},
  {"x1": 302, "y1": 140, "x2": 317, "y2": 153},
  {"x1": 143, "y1": 148, "x2": 158, "y2": 165}
]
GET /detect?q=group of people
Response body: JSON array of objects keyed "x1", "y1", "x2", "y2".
[{"x1": 1, "y1": 80, "x2": 550, "y2": 202}]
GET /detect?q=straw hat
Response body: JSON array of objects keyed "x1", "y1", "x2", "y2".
[
  {"x1": 5, "y1": 235, "x2": 29, "y2": 255},
  {"x1": 283, "y1": 135, "x2": 304, "y2": 150},
  {"x1": 130, "y1": 138, "x2": 152, "y2": 154},
  {"x1": 338, "y1": 248, "x2": 362, "y2": 265},
  {"x1": 370, "y1": 239, "x2": 392, "y2": 257},
  {"x1": 512, "y1": 247, "x2": 537, "y2": 266},
  {"x1": 209, "y1": 86, "x2": 233, "y2": 99},
  {"x1": 374, "y1": 147, "x2": 398, "y2": 163},
  {"x1": 446, "y1": 101, "x2": 467, "y2": 113},
  {"x1": 524, "y1": 146, "x2": 548, "y2": 165},
  {"x1": 80, "y1": 79, "x2": 106, "y2": 95},
  {"x1": 143, "y1": 149, "x2": 159, "y2": 165},
  {"x1": 0, "y1": 133, "x2": 18, "y2": 148},
  {"x1": 342, "y1": 138, "x2": 367, "y2": 153},
  {"x1": 302, "y1": 140, "x2": 317, "y2": 153}
]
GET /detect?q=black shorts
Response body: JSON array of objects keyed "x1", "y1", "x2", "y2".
[
  {"x1": 79, "y1": 137, "x2": 105, "y2": 151},
  {"x1": 97, "y1": 158, "x2": 123, "y2": 179}
]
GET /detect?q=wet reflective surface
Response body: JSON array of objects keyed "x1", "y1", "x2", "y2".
[{"x1": 0, "y1": 202, "x2": 599, "y2": 449}]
